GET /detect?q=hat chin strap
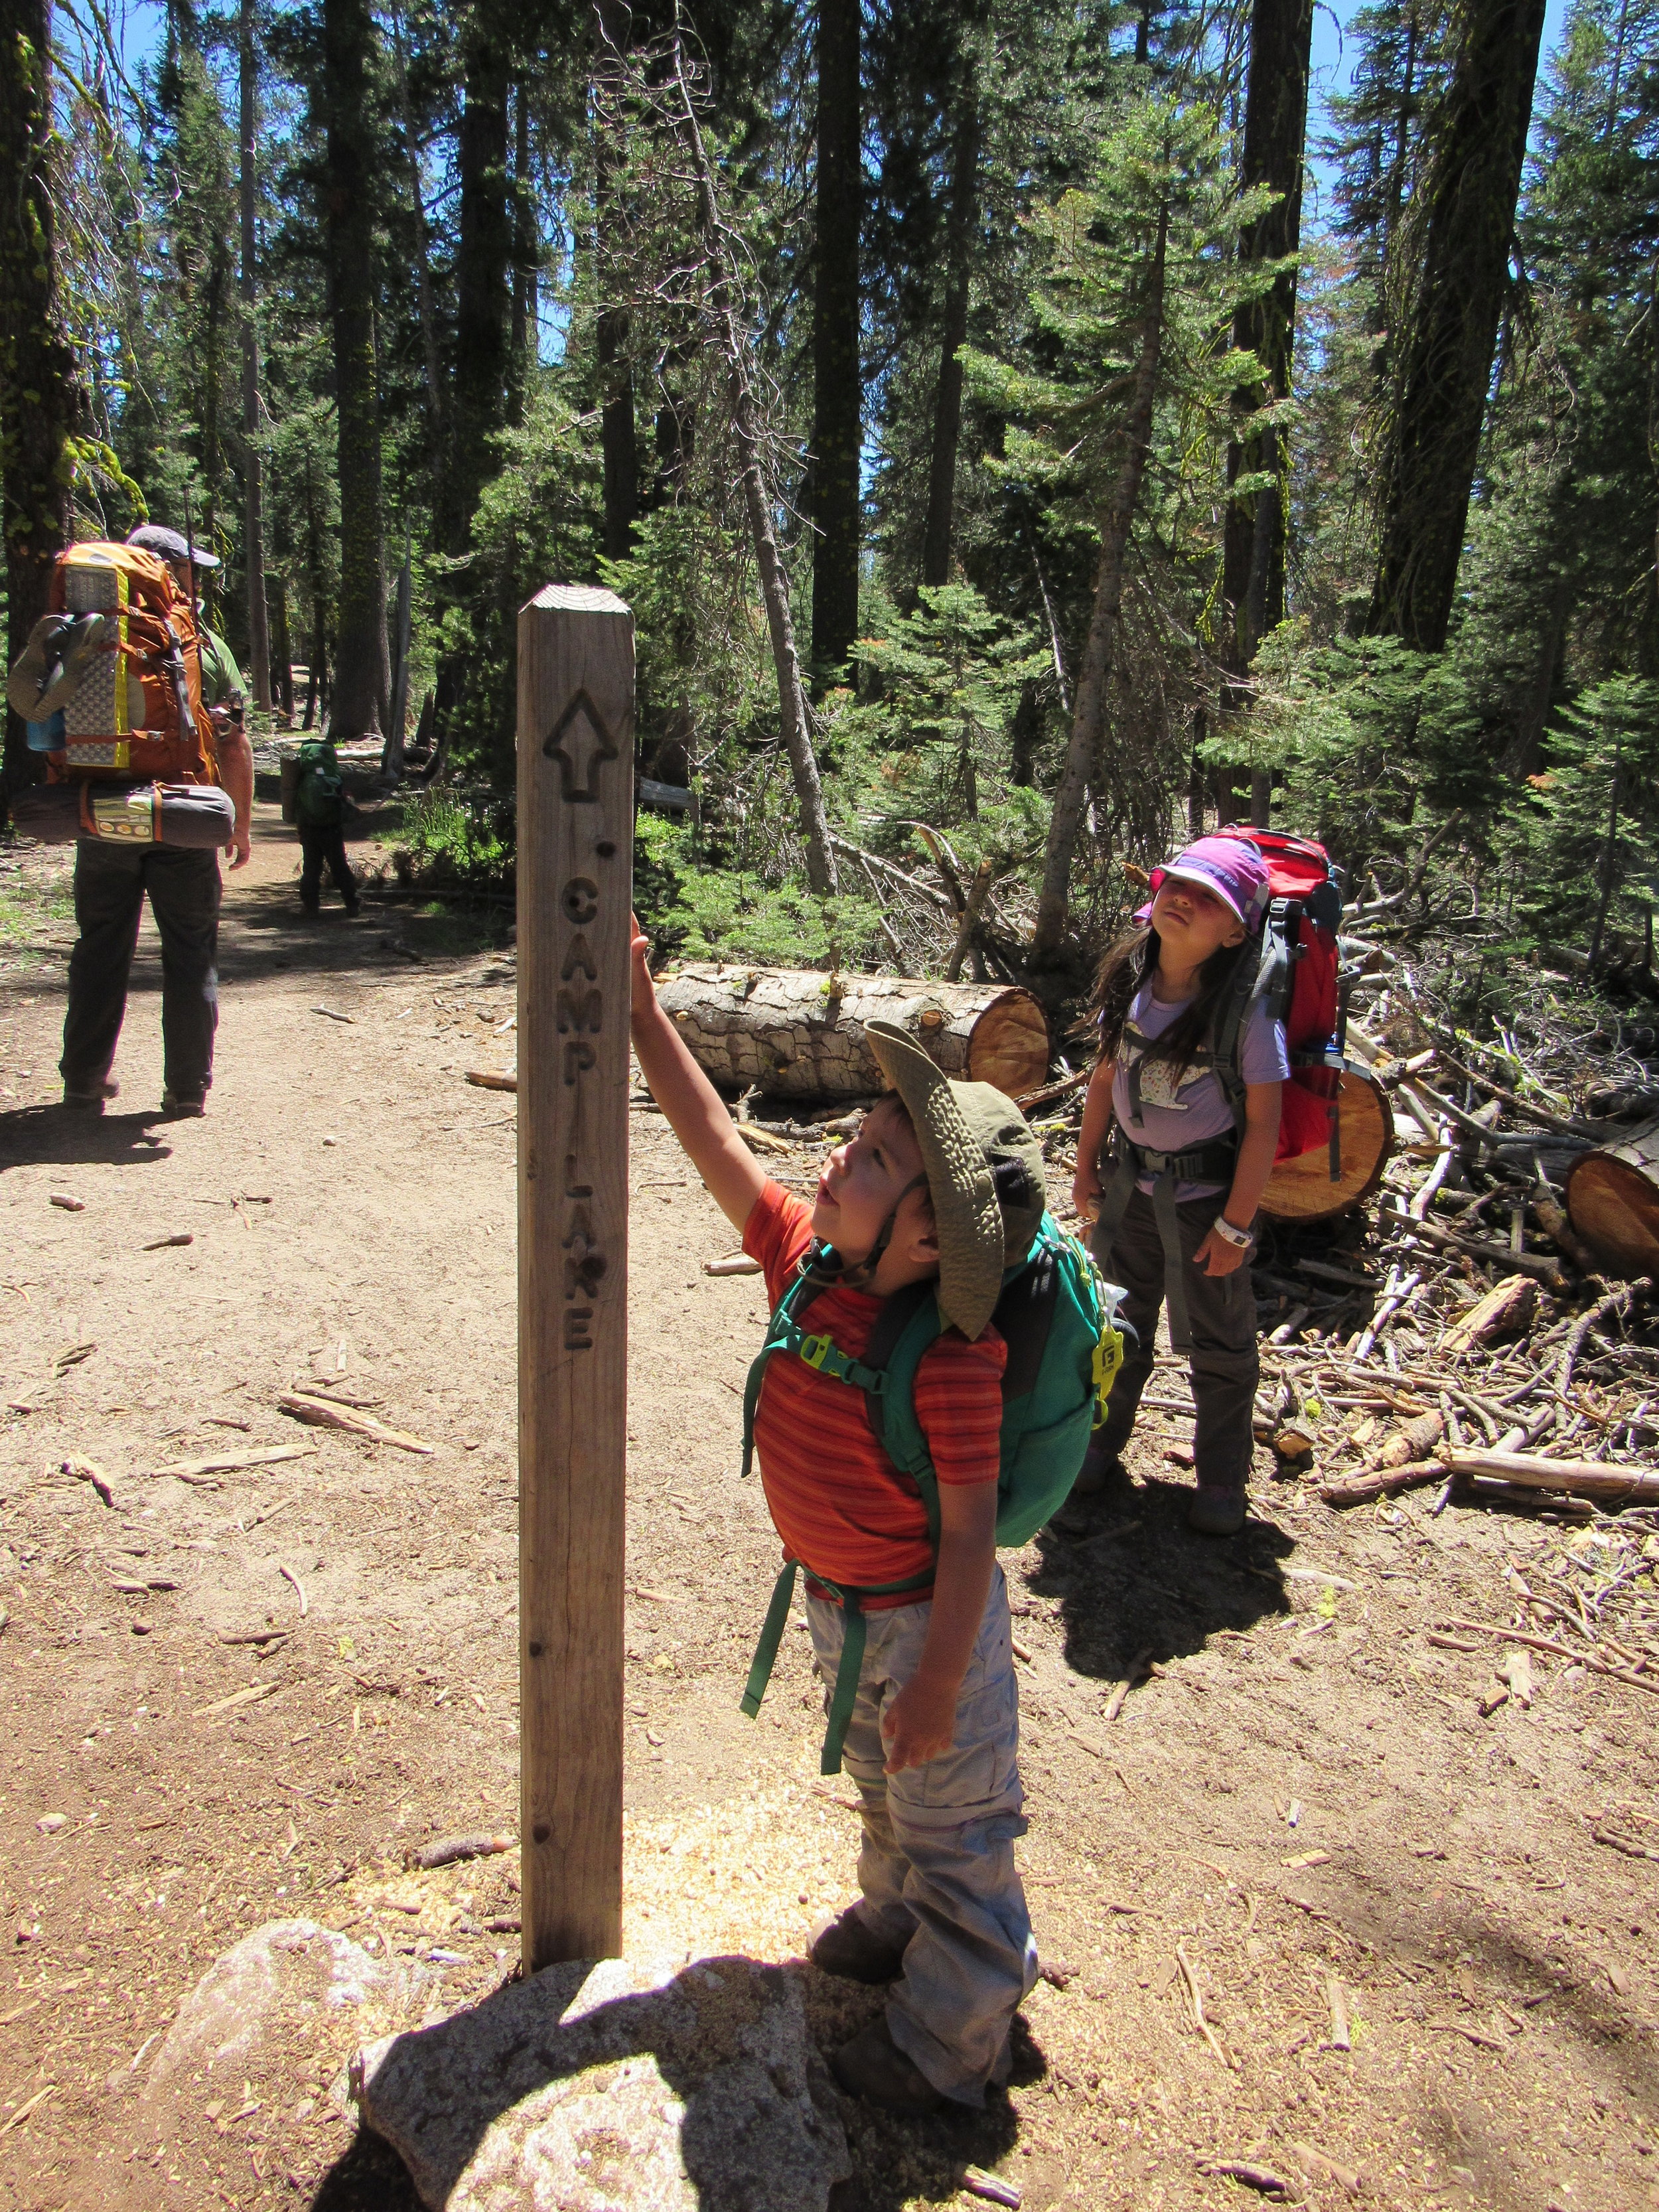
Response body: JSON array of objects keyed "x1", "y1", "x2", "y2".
[{"x1": 803, "y1": 1173, "x2": 930, "y2": 1297}]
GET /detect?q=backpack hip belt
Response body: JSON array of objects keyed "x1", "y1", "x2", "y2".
[
  {"x1": 741, "y1": 1558, "x2": 935, "y2": 1777},
  {"x1": 1091, "y1": 1125, "x2": 1242, "y2": 1352}
]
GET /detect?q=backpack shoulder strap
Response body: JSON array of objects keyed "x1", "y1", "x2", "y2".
[
  {"x1": 1212, "y1": 907, "x2": 1295, "y2": 1132},
  {"x1": 859, "y1": 1281, "x2": 945, "y2": 1499}
]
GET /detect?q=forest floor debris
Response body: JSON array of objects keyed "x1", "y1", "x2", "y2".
[{"x1": 0, "y1": 811, "x2": 1656, "y2": 2211}]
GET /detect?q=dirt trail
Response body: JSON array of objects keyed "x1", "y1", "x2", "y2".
[{"x1": 0, "y1": 807, "x2": 1656, "y2": 2212}]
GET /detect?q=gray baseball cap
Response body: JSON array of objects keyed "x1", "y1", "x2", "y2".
[{"x1": 127, "y1": 524, "x2": 221, "y2": 571}]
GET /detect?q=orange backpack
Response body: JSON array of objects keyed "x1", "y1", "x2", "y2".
[{"x1": 44, "y1": 543, "x2": 216, "y2": 787}]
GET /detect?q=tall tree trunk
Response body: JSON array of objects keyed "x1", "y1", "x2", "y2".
[
  {"x1": 594, "y1": 1, "x2": 637, "y2": 561},
  {"x1": 670, "y1": 36, "x2": 837, "y2": 895},
  {"x1": 920, "y1": 58, "x2": 981, "y2": 592},
  {"x1": 508, "y1": 81, "x2": 536, "y2": 427},
  {"x1": 1366, "y1": 0, "x2": 1548, "y2": 652},
  {"x1": 451, "y1": 9, "x2": 512, "y2": 548},
  {"x1": 1031, "y1": 202, "x2": 1169, "y2": 969},
  {"x1": 1222, "y1": 0, "x2": 1313, "y2": 826},
  {"x1": 809, "y1": 0, "x2": 861, "y2": 688},
  {"x1": 270, "y1": 569, "x2": 295, "y2": 724},
  {"x1": 1, "y1": 0, "x2": 80, "y2": 816},
  {"x1": 321, "y1": 0, "x2": 390, "y2": 737},
  {"x1": 392, "y1": 0, "x2": 444, "y2": 449},
  {"x1": 238, "y1": 0, "x2": 272, "y2": 711}
]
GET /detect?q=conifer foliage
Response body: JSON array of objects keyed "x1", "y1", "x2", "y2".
[{"x1": 0, "y1": 0, "x2": 1654, "y2": 1005}]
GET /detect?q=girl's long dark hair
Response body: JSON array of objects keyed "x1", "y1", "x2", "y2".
[{"x1": 1086, "y1": 923, "x2": 1253, "y2": 1070}]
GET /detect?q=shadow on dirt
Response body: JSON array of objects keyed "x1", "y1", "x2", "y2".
[
  {"x1": 1024, "y1": 1464, "x2": 1295, "y2": 1681},
  {"x1": 311, "y1": 1955, "x2": 1037, "y2": 2212},
  {"x1": 0, "y1": 1102, "x2": 176, "y2": 1176}
]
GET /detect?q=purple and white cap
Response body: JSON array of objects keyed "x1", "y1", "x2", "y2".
[{"x1": 1143, "y1": 835, "x2": 1271, "y2": 932}]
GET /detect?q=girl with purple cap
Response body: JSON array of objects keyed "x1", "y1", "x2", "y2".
[{"x1": 1070, "y1": 838, "x2": 1289, "y2": 1534}]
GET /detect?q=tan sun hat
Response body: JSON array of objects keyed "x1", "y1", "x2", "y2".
[{"x1": 864, "y1": 1019, "x2": 1047, "y2": 1341}]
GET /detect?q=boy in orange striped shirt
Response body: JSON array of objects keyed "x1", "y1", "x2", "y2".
[{"x1": 630, "y1": 918, "x2": 1041, "y2": 2115}]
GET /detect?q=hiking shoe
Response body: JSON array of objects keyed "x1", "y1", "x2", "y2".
[
  {"x1": 1070, "y1": 1443, "x2": 1125, "y2": 1498},
  {"x1": 809, "y1": 1907, "x2": 907, "y2": 1986},
  {"x1": 344, "y1": 899, "x2": 361, "y2": 918},
  {"x1": 159, "y1": 1089, "x2": 206, "y2": 1120},
  {"x1": 830, "y1": 2020, "x2": 944, "y2": 2115},
  {"x1": 1187, "y1": 1487, "x2": 1247, "y2": 1536},
  {"x1": 62, "y1": 1079, "x2": 118, "y2": 1112}
]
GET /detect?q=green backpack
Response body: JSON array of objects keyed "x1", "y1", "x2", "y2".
[
  {"x1": 739, "y1": 1210, "x2": 1127, "y2": 1773},
  {"x1": 295, "y1": 738, "x2": 344, "y2": 825}
]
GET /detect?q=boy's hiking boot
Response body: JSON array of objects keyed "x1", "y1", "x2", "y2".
[
  {"x1": 1187, "y1": 1485, "x2": 1246, "y2": 1536},
  {"x1": 159, "y1": 1089, "x2": 206, "y2": 1120},
  {"x1": 830, "y1": 2019, "x2": 944, "y2": 2115},
  {"x1": 808, "y1": 1906, "x2": 907, "y2": 1985}
]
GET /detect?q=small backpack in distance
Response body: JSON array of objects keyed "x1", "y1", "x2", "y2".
[
  {"x1": 738, "y1": 1211, "x2": 1128, "y2": 1773},
  {"x1": 44, "y1": 542, "x2": 214, "y2": 786},
  {"x1": 294, "y1": 739, "x2": 346, "y2": 826}
]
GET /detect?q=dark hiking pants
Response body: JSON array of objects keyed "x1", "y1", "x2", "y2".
[
  {"x1": 1092, "y1": 1185, "x2": 1259, "y2": 1494},
  {"x1": 60, "y1": 842, "x2": 222, "y2": 1103},
  {"x1": 298, "y1": 824, "x2": 357, "y2": 910}
]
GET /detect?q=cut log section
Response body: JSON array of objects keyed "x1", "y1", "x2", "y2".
[
  {"x1": 1565, "y1": 1115, "x2": 1659, "y2": 1276},
  {"x1": 653, "y1": 964, "x2": 1050, "y2": 1103},
  {"x1": 1260, "y1": 1069, "x2": 1394, "y2": 1223}
]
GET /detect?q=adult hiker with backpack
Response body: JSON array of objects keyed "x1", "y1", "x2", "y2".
[
  {"x1": 289, "y1": 736, "x2": 360, "y2": 917},
  {"x1": 5, "y1": 526, "x2": 252, "y2": 1116},
  {"x1": 1072, "y1": 830, "x2": 1347, "y2": 1535},
  {"x1": 629, "y1": 913, "x2": 1122, "y2": 2118}
]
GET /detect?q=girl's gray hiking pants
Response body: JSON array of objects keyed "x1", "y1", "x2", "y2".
[{"x1": 805, "y1": 1563, "x2": 1037, "y2": 2105}]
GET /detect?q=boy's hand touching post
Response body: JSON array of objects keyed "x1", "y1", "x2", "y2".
[{"x1": 628, "y1": 912, "x2": 767, "y2": 1236}]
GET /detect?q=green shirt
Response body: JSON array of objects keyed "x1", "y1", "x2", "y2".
[{"x1": 198, "y1": 627, "x2": 245, "y2": 709}]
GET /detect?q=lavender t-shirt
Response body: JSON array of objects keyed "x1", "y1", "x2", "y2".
[{"x1": 1111, "y1": 983, "x2": 1290, "y2": 1198}]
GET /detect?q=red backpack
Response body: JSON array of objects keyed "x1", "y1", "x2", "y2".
[{"x1": 1208, "y1": 826, "x2": 1346, "y2": 1176}]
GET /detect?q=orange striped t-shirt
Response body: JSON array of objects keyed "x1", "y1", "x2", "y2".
[{"x1": 743, "y1": 1181, "x2": 1006, "y2": 1605}]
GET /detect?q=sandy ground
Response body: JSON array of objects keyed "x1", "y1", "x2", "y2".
[{"x1": 0, "y1": 806, "x2": 1656, "y2": 2212}]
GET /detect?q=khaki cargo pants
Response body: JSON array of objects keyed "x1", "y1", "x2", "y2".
[{"x1": 805, "y1": 1564, "x2": 1037, "y2": 2105}]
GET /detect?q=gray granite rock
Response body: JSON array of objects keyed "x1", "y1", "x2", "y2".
[
  {"x1": 353, "y1": 1953, "x2": 852, "y2": 2212},
  {"x1": 143, "y1": 1919, "x2": 420, "y2": 2092}
]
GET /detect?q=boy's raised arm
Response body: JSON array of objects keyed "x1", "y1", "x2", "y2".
[{"x1": 630, "y1": 915, "x2": 768, "y2": 1235}]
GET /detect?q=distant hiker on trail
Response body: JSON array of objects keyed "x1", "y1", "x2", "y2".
[
  {"x1": 630, "y1": 912, "x2": 1121, "y2": 2120},
  {"x1": 291, "y1": 735, "x2": 360, "y2": 918},
  {"x1": 1072, "y1": 836, "x2": 1289, "y2": 1536},
  {"x1": 66, "y1": 524, "x2": 252, "y2": 1116}
]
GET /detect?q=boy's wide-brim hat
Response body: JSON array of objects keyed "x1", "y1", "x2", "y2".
[{"x1": 864, "y1": 1019, "x2": 1046, "y2": 1342}]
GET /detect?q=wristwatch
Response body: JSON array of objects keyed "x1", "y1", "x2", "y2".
[{"x1": 1212, "y1": 1215, "x2": 1254, "y2": 1250}]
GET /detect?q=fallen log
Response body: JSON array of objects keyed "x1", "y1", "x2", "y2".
[
  {"x1": 652, "y1": 963, "x2": 1049, "y2": 1103},
  {"x1": 1436, "y1": 1447, "x2": 1659, "y2": 1504},
  {"x1": 1565, "y1": 1114, "x2": 1659, "y2": 1276}
]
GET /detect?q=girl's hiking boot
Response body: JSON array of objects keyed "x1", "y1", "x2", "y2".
[
  {"x1": 1069, "y1": 1441, "x2": 1125, "y2": 1497},
  {"x1": 1187, "y1": 1486, "x2": 1246, "y2": 1536},
  {"x1": 808, "y1": 1906, "x2": 907, "y2": 1984},
  {"x1": 830, "y1": 2019, "x2": 944, "y2": 2115}
]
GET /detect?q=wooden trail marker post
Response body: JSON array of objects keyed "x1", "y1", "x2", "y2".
[{"x1": 518, "y1": 583, "x2": 634, "y2": 1970}]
